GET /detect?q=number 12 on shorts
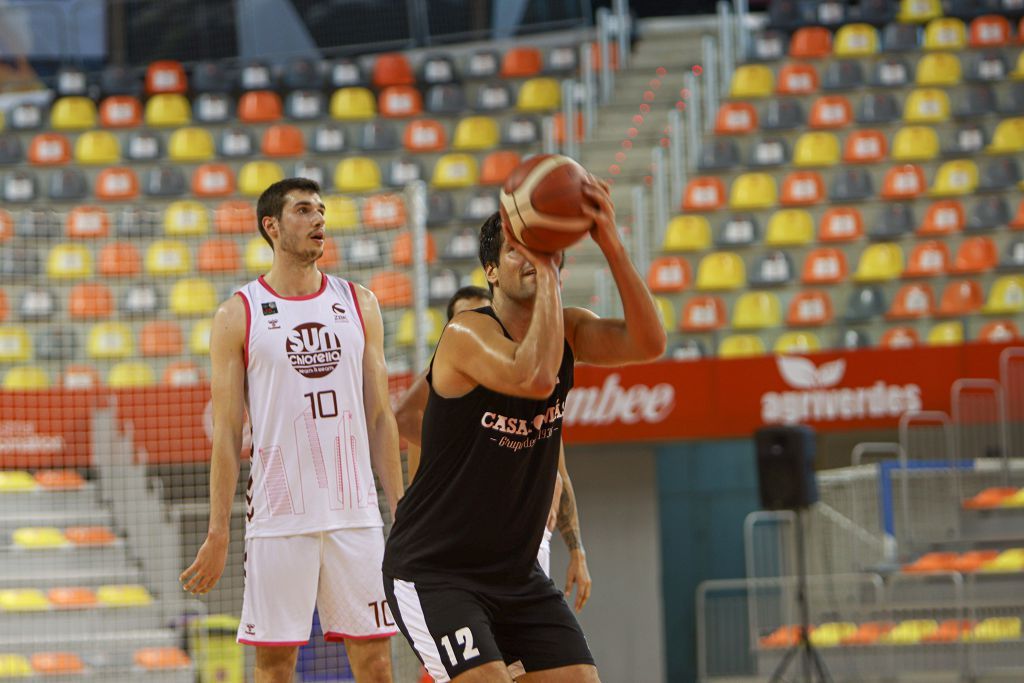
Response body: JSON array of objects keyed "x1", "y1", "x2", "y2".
[{"x1": 439, "y1": 627, "x2": 480, "y2": 666}]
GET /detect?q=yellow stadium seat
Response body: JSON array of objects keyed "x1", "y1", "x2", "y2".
[
  {"x1": 729, "y1": 64, "x2": 773, "y2": 98},
  {"x1": 245, "y1": 237, "x2": 274, "y2": 273},
  {"x1": 0, "y1": 589, "x2": 49, "y2": 612},
  {"x1": 984, "y1": 276, "x2": 1024, "y2": 314},
  {"x1": 517, "y1": 78, "x2": 560, "y2": 111},
  {"x1": 999, "y1": 490, "x2": 1024, "y2": 508},
  {"x1": 164, "y1": 201, "x2": 210, "y2": 236},
  {"x1": 330, "y1": 87, "x2": 377, "y2": 120},
  {"x1": 892, "y1": 126, "x2": 939, "y2": 161},
  {"x1": 87, "y1": 322, "x2": 134, "y2": 359},
  {"x1": 0, "y1": 471, "x2": 36, "y2": 492},
  {"x1": 470, "y1": 267, "x2": 487, "y2": 289},
  {"x1": 324, "y1": 195, "x2": 360, "y2": 231},
  {"x1": 930, "y1": 159, "x2": 978, "y2": 196},
  {"x1": 145, "y1": 240, "x2": 191, "y2": 276},
  {"x1": 1013, "y1": 52, "x2": 1024, "y2": 80},
  {"x1": 923, "y1": 17, "x2": 966, "y2": 50},
  {"x1": 431, "y1": 153, "x2": 479, "y2": 189},
  {"x1": 664, "y1": 215, "x2": 711, "y2": 252},
  {"x1": 50, "y1": 96, "x2": 97, "y2": 130},
  {"x1": 718, "y1": 334, "x2": 765, "y2": 359},
  {"x1": 108, "y1": 362, "x2": 157, "y2": 388},
  {"x1": 238, "y1": 160, "x2": 285, "y2": 197},
  {"x1": 334, "y1": 157, "x2": 382, "y2": 193},
  {"x1": 809, "y1": 623, "x2": 858, "y2": 648},
  {"x1": 170, "y1": 279, "x2": 218, "y2": 316},
  {"x1": 396, "y1": 309, "x2": 444, "y2": 346},
  {"x1": 696, "y1": 252, "x2": 746, "y2": 291},
  {"x1": 855, "y1": 243, "x2": 904, "y2": 282},
  {"x1": 965, "y1": 617, "x2": 1022, "y2": 642},
  {"x1": 653, "y1": 296, "x2": 675, "y2": 333},
  {"x1": 2, "y1": 366, "x2": 50, "y2": 391},
  {"x1": 190, "y1": 319, "x2": 213, "y2": 356},
  {"x1": 729, "y1": 173, "x2": 777, "y2": 210},
  {"x1": 74, "y1": 130, "x2": 120, "y2": 164},
  {"x1": 144, "y1": 93, "x2": 191, "y2": 126},
  {"x1": 12, "y1": 527, "x2": 67, "y2": 549},
  {"x1": 987, "y1": 118, "x2": 1024, "y2": 154},
  {"x1": 884, "y1": 619, "x2": 938, "y2": 645},
  {"x1": 732, "y1": 292, "x2": 781, "y2": 329},
  {"x1": 0, "y1": 654, "x2": 31, "y2": 676},
  {"x1": 452, "y1": 116, "x2": 499, "y2": 150},
  {"x1": 168, "y1": 126, "x2": 215, "y2": 161},
  {"x1": 979, "y1": 548, "x2": 1024, "y2": 572},
  {"x1": 927, "y1": 321, "x2": 963, "y2": 346},
  {"x1": 774, "y1": 332, "x2": 821, "y2": 354},
  {"x1": 47, "y1": 244, "x2": 93, "y2": 279},
  {"x1": 0, "y1": 326, "x2": 32, "y2": 363},
  {"x1": 793, "y1": 132, "x2": 839, "y2": 167},
  {"x1": 904, "y1": 89, "x2": 950, "y2": 124},
  {"x1": 898, "y1": 0, "x2": 941, "y2": 22},
  {"x1": 97, "y1": 584, "x2": 153, "y2": 607},
  {"x1": 915, "y1": 52, "x2": 961, "y2": 86},
  {"x1": 834, "y1": 23, "x2": 878, "y2": 57},
  {"x1": 765, "y1": 209, "x2": 813, "y2": 246}
]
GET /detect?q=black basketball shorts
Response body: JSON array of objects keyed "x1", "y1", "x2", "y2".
[{"x1": 383, "y1": 571, "x2": 594, "y2": 682}]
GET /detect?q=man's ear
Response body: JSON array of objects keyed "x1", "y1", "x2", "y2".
[
  {"x1": 484, "y1": 262, "x2": 499, "y2": 289},
  {"x1": 262, "y1": 216, "x2": 278, "y2": 241}
]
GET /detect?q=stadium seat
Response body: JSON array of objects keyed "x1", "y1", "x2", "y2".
[
  {"x1": 698, "y1": 139, "x2": 740, "y2": 171},
  {"x1": 50, "y1": 96, "x2": 97, "y2": 130},
  {"x1": 31, "y1": 653, "x2": 85, "y2": 676},
  {"x1": 879, "y1": 326, "x2": 917, "y2": 349},
  {"x1": 897, "y1": 0, "x2": 941, "y2": 22},
  {"x1": 818, "y1": 207, "x2": 863, "y2": 242},
  {"x1": 163, "y1": 201, "x2": 209, "y2": 237},
  {"x1": 145, "y1": 59, "x2": 186, "y2": 94},
  {"x1": 963, "y1": 617, "x2": 1022, "y2": 642},
  {"x1": 144, "y1": 93, "x2": 190, "y2": 126},
  {"x1": 776, "y1": 63, "x2": 819, "y2": 96},
  {"x1": 259, "y1": 124, "x2": 305, "y2": 157},
  {"x1": 135, "y1": 647, "x2": 191, "y2": 671},
  {"x1": 715, "y1": 102, "x2": 758, "y2": 135},
  {"x1": 7, "y1": 102, "x2": 43, "y2": 131},
  {"x1": 2, "y1": 170, "x2": 37, "y2": 203},
  {"x1": 145, "y1": 166, "x2": 187, "y2": 198},
  {"x1": 463, "y1": 49, "x2": 499, "y2": 78},
  {"x1": 19, "y1": 287, "x2": 56, "y2": 320},
  {"x1": 0, "y1": 654, "x2": 32, "y2": 677},
  {"x1": 501, "y1": 46, "x2": 543, "y2": 77},
  {"x1": 188, "y1": 318, "x2": 212, "y2": 356},
  {"x1": 983, "y1": 276, "x2": 1024, "y2": 314},
  {"x1": 66, "y1": 205, "x2": 110, "y2": 239},
  {"x1": 238, "y1": 161, "x2": 285, "y2": 197},
  {"x1": 392, "y1": 231, "x2": 437, "y2": 267},
  {"x1": 0, "y1": 133, "x2": 23, "y2": 165},
  {"x1": 802, "y1": 248, "x2": 848, "y2": 285},
  {"x1": 283, "y1": 57, "x2": 322, "y2": 90},
  {"x1": 98, "y1": 584, "x2": 153, "y2": 607},
  {"x1": 442, "y1": 227, "x2": 477, "y2": 261},
  {"x1": 930, "y1": 159, "x2": 978, "y2": 196},
  {"x1": 108, "y1": 362, "x2": 157, "y2": 388},
  {"x1": 840, "y1": 129, "x2": 884, "y2": 164},
  {"x1": 386, "y1": 158, "x2": 423, "y2": 188},
  {"x1": 431, "y1": 153, "x2": 478, "y2": 189},
  {"x1": 729, "y1": 64, "x2": 773, "y2": 98},
  {"x1": 969, "y1": 14, "x2": 1010, "y2": 47},
  {"x1": 0, "y1": 470, "x2": 37, "y2": 491},
  {"x1": 917, "y1": 199, "x2": 963, "y2": 236},
  {"x1": 61, "y1": 365, "x2": 101, "y2": 390},
  {"x1": 1001, "y1": 239, "x2": 1024, "y2": 271},
  {"x1": 163, "y1": 360, "x2": 205, "y2": 387},
  {"x1": 729, "y1": 173, "x2": 776, "y2": 210},
  {"x1": 855, "y1": 243, "x2": 904, "y2": 282},
  {"x1": 170, "y1": 279, "x2": 217, "y2": 316},
  {"x1": 955, "y1": 87, "x2": 995, "y2": 121},
  {"x1": 891, "y1": 126, "x2": 939, "y2": 161},
  {"x1": 245, "y1": 237, "x2": 274, "y2": 273},
  {"x1": 979, "y1": 321, "x2": 1019, "y2": 343},
  {"x1": 822, "y1": 60, "x2": 864, "y2": 91},
  {"x1": 680, "y1": 296, "x2": 725, "y2": 332},
  {"x1": 517, "y1": 78, "x2": 560, "y2": 111},
  {"x1": 789, "y1": 26, "x2": 832, "y2": 58},
  {"x1": 95, "y1": 167, "x2": 139, "y2": 201},
  {"x1": 144, "y1": 240, "x2": 191, "y2": 276},
  {"x1": 905, "y1": 241, "x2": 949, "y2": 278},
  {"x1": 682, "y1": 178, "x2": 724, "y2": 212},
  {"x1": 664, "y1": 215, "x2": 711, "y2": 252},
  {"x1": 167, "y1": 127, "x2": 214, "y2": 161},
  {"x1": 192, "y1": 91, "x2": 233, "y2": 123},
  {"x1": 474, "y1": 82, "x2": 513, "y2": 112},
  {"x1": 330, "y1": 87, "x2": 376, "y2": 121},
  {"x1": 780, "y1": 171, "x2": 825, "y2": 206},
  {"x1": 952, "y1": 236, "x2": 997, "y2": 274},
  {"x1": 74, "y1": 130, "x2": 120, "y2": 165},
  {"x1": 787, "y1": 290, "x2": 833, "y2": 327},
  {"x1": 978, "y1": 159, "x2": 1020, "y2": 192},
  {"x1": 830, "y1": 167, "x2": 874, "y2": 202},
  {"x1": 1012, "y1": 198, "x2": 1024, "y2": 230},
  {"x1": 882, "y1": 164, "x2": 926, "y2": 199},
  {"x1": 480, "y1": 151, "x2": 521, "y2": 186},
  {"x1": 373, "y1": 52, "x2": 415, "y2": 88},
  {"x1": 217, "y1": 127, "x2": 254, "y2": 158},
  {"x1": 125, "y1": 130, "x2": 162, "y2": 161},
  {"x1": 926, "y1": 321, "x2": 963, "y2": 346},
  {"x1": 718, "y1": 334, "x2": 765, "y2": 359},
  {"x1": 379, "y1": 86, "x2": 423, "y2": 118},
  {"x1": 122, "y1": 284, "x2": 161, "y2": 318},
  {"x1": 0, "y1": 325, "x2": 31, "y2": 362},
  {"x1": 420, "y1": 54, "x2": 456, "y2": 84},
  {"x1": 793, "y1": 132, "x2": 839, "y2": 167},
  {"x1": 647, "y1": 257, "x2": 690, "y2": 293},
  {"x1": 732, "y1": 292, "x2": 781, "y2": 329},
  {"x1": 871, "y1": 202, "x2": 915, "y2": 240},
  {"x1": 331, "y1": 157, "x2": 380, "y2": 193},
  {"x1": 987, "y1": 118, "x2": 1024, "y2": 155},
  {"x1": 763, "y1": 98, "x2": 805, "y2": 131},
  {"x1": 323, "y1": 195, "x2": 359, "y2": 232},
  {"x1": 238, "y1": 61, "x2": 272, "y2": 91},
  {"x1": 652, "y1": 297, "x2": 676, "y2": 333},
  {"x1": 904, "y1": 89, "x2": 950, "y2": 123},
  {"x1": 211, "y1": 201, "x2": 253, "y2": 235},
  {"x1": 237, "y1": 90, "x2": 282, "y2": 123},
  {"x1": 423, "y1": 83, "x2": 465, "y2": 115},
  {"x1": 748, "y1": 137, "x2": 791, "y2": 169},
  {"x1": 888, "y1": 283, "x2": 934, "y2": 319},
  {"x1": 68, "y1": 282, "x2": 113, "y2": 320},
  {"x1": 765, "y1": 209, "x2": 813, "y2": 246},
  {"x1": 923, "y1": 17, "x2": 966, "y2": 50},
  {"x1": 48, "y1": 168, "x2": 89, "y2": 201},
  {"x1": 809, "y1": 96, "x2": 852, "y2": 129},
  {"x1": 453, "y1": 116, "x2": 499, "y2": 150},
  {"x1": 46, "y1": 243, "x2": 92, "y2": 280},
  {"x1": 937, "y1": 279, "x2": 984, "y2": 317},
  {"x1": 969, "y1": 195, "x2": 1011, "y2": 232},
  {"x1": 327, "y1": 57, "x2": 365, "y2": 88},
  {"x1": 368, "y1": 271, "x2": 413, "y2": 308},
  {"x1": 87, "y1": 322, "x2": 134, "y2": 359},
  {"x1": 967, "y1": 52, "x2": 1007, "y2": 83},
  {"x1": 403, "y1": 119, "x2": 448, "y2": 153},
  {"x1": 856, "y1": 92, "x2": 900, "y2": 125},
  {"x1": 191, "y1": 164, "x2": 236, "y2": 198},
  {"x1": 28, "y1": 133, "x2": 71, "y2": 165},
  {"x1": 835, "y1": 23, "x2": 878, "y2": 56},
  {"x1": 748, "y1": 30, "x2": 785, "y2": 61},
  {"x1": 284, "y1": 90, "x2": 324, "y2": 120},
  {"x1": 362, "y1": 194, "x2": 407, "y2": 230},
  {"x1": 776, "y1": 331, "x2": 821, "y2": 354},
  {"x1": 696, "y1": 252, "x2": 745, "y2": 291},
  {"x1": 715, "y1": 214, "x2": 760, "y2": 248},
  {"x1": 396, "y1": 309, "x2": 444, "y2": 347}
]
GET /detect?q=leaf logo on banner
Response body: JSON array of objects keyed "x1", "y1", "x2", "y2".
[{"x1": 776, "y1": 356, "x2": 846, "y2": 389}]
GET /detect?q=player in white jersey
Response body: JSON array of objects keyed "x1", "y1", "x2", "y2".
[{"x1": 181, "y1": 178, "x2": 403, "y2": 683}]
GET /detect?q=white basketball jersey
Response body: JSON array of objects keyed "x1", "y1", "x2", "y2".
[{"x1": 238, "y1": 274, "x2": 382, "y2": 538}]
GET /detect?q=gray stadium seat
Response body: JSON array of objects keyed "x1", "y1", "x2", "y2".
[
  {"x1": 285, "y1": 90, "x2": 324, "y2": 120},
  {"x1": 462, "y1": 189, "x2": 498, "y2": 222},
  {"x1": 19, "y1": 288, "x2": 57, "y2": 321},
  {"x1": 359, "y1": 121, "x2": 399, "y2": 152},
  {"x1": 830, "y1": 167, "x2": 873, "y2": 202},
  {"x1": 345, "y1": 236, "x2": 385, "y2": 268},
  {"x1": 283, "y1": 58, "x2": 323, "y2": 90},
  {"x1": 762, "y1": 99, "x2": 804, "y2": 131},
  {"x1": 8, "y1": 102, "x2": 44, "y2": 130},
  {"x1": 501, "y1": 116, "x2": 540, "y2": 145},
  {"x1": 870, "y1": 203, "x2": 915, "y2": 240},
  {"x1": 967, "y1": 51, "x2": 1007, "y2": 83},
  {"x1": 855, "y1": 92, "x2": 899, "y2": 124},
  {"x1": 822, "y1": 60, "x2": 864, "y2": 91},
  {"x1": 748, "y1": 251, "x2": 794, "y2": 288},
  {"x1": 942, "y1": 124, "x2": 986, "y2": 157},
  {"x1": 767, "y1": 0, "x2": 800, "y2": 29},
  {"x1": 669, "y1": 339, "x2": 706, "y2": 360},
  {"x1": 882, "y1": 22, "x2": 920, "y2": 52},
  {"x1": 219, "y1": 127, "x2": 255, "y2": 158},
  {"x1": 844, "y1": 285, "x2": 886, "y2": 322},
  {"x1": 293, "y1": 161, "x2": 326, "y2": 187},
  {"x1": 443, "y1": 227, "x2": 479, "y2": 261},
  {"x1": 194, "y1": 92, "x2": 234, "y2": 124},
  {"x1": 15, "y1": 209, "x2": 59, "y2": 239},
  {"x1": 35, "y1": 327, "x2": 77, "y2": 362},
  {"x1": 99, "y1": 64, "x2": 140, "y2": 96},
  {"x1": 429, "y1": 268, "x2": 461, "y2": 306},
  {"x1": 835, "y1": 328, "x2": 872, "y2": 350},
  {"x1": 425, "y1": 84, "x2": 466, "y2": 114},
  {"x1": 978, "y1": 158, "x2": 1020, "y2": 192},
  {"x1": 239, "y1": 61, "x2": 274, "y2": 91},
  {"x1": 421, "y1": 54, "x2": 457, "y2": 84},
  {"x1": 190, "y1": 61, "x2": 232, "y2": 93},
  {"x1": 1000, "y1": 239, "x2": 1024, "y2": 271},
  {"x1": 327, "y1": 58, "x2": 366, "y2": 88},
  {"x1": 748, "y1": 137, "x2": 790, "y2": 167},
  {"x1": 427, "y1": 192, "x2": 455, "y2": 226},
  {"x1": 715, "y1": 214, "x2": 760, "y2": 248},
  {"x1": 967, "y1": 196, "x2": 1010, "y2": 232},
  {"x1": 856, "y1": 0, "x2": 896, "y2": 22},
  {"x1": 698, "y1": 139, "x2": 740, "y2": 171},
  {"x1": 56, "y1": 66, "x2": 89, "y2": 97},
  {"x1": 145, "y1": 166, "x2": 187, "y2": 197},
  {"x1": 955, "y1": 85, "x2": 995, "y2": 119},
  {"x1": 545, "y1": 46, "x2": 578, "y2": 74},
  {"x1": 125, "y1": 131, "x2": 163, "y2": 161},
  {"x1": 0, "y1": 135, "x2": 23, "y2": 165},
  {"x1": 747, "y1": 30, "x2": 786, "y2": 62},
  {"x1": 122, "y1": 285, "x2": 160, "y2": 317},
  {"x1": 463, "y1": 50, "x2": 500, "y2": 78},
  {"x1": 385, "y1": 158, "x2": 423, "y2": 188},
  {"x1": 3, "y1": 170, "x2": 37, "y2": 203},
  {"x1": 46, "y1": 169, "x2": 88, "y2": 201},
  {"x1": 870, "y1": 58, "x2": 910, "y2": 88},
  {"x1": 311, "y1": 124, "x2": 345, "y2": 154},
  {"x1": 1000, "y1": 83, "x2": 1024, "y2": 115},
  {"x1": 0, "y1": 245, "x2": 39, "y2": 277},
  {"x1": 475, "y1": 83, "x2": 513, "y2": 112},
  {"x1": 115, "y1": 206, "x2": 161, "y2": 238}
]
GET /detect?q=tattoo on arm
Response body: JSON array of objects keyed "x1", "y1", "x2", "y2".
[{"x1": 557, "y1": 480, "x2": 582, "y2": 552}]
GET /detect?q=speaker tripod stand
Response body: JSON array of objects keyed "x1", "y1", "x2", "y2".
[{"x1": 768, "y1": 508, "x2": 832, "y2": 683}]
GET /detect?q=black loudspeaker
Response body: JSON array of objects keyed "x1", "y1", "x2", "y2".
[{"x1": 755, "y1": 425, "x2": 819, "y2": 510}]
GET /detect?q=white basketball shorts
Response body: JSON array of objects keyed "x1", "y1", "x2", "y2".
[
  {"x1": 237, "y1": 527, "x2": 398, "y2": 646},
  {"x1": 537, "y1": 527, "x2": 553, "y2": 577}
]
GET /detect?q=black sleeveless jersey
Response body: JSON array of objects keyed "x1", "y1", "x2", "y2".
[{"x1": 383, "y1": 306, "x2": 573, "y2": 588}]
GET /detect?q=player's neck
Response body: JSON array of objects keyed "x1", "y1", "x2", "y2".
[
  {"x1": 263, "y1": 259, "x2": 323, "y2": 298},
  {"x1": 491, "y1": 293, "x2": 533, "y2": 341}
]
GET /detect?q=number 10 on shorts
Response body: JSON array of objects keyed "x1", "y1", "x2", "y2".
[{"x1": 440, "y1": 627, "x2": 480, "y2": 666}]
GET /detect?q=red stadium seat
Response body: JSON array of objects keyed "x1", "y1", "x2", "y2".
[
  {"x1": 905, "y1": 241, "x2": 949, "y2": 278},
  {"x1": 818, "y1": 207, "x2": 864, "y2": 242},
  {"x1": 937, "y1": 279, "x2": 984, "y2": 316},
  {"x1": 392, "y1": 231, "x2": 436, "y2": 266},
  {"x1": 192, "y1": 164, "x2": 236, "y2": 198},
  {"x1": 843, "y1": 130, "x2": 887, "y2": 164},
  {"x1": 780, "y1": 171, "x2": 825, "y2": 206},
  {"x1": 379, "y1": 86, "x2": 423, "y2": 118},
  {"x1": 887, "y1": 283, "x2": 935, "y2": 319},
  {"x1": 480, "y1": 151, "x2": 521, "y2": 186},
  {"x1": 362, "y1": 194, "x2": 407, "y2": 230},
  {"x1": 238, "y1": 91, "x2": 282, "y2": 123},
  {"x1": 1011, "y1": 198, "x2": 1024, "y2": 230},
  {"x1": 789, "y1": 26, "x2": 832, "y2": 58},
  {"x1": 553, "y1": 112, "x2": 585, "y2": 145},
  {"x1": 99, "y1": 242, "x2": 141, "y2": 277},
  {"x1": 95, "y1": 167, "x2": 139, "y2": 201},
  {"x1": 501, "y1": 46, "x2": 543, "y2": 78},
  {"x1": 69, "y1": 283, "x2": 114, "y2": 319},
  {"x1": 197, "y1": 238, "x2": 241, "y2": 273},
  {"x1": 403, "y1": 119, "x2": 447, "y2": 153},
  {"x1": 319, "y1": 237, "x2": 341, "y2": 270},
  {"x1": 163, "y1": 361, "x2": 206, "y2": 387},
  {"x1": 952, "y1": 237, "x2": 998, "y2": 274},
  {"x1": 261, "y1": 125, "x2": 305, "y2": 157},
  {"x1": 368, "y1": 270, "x2": 413, "y2": 308},
  {"x1": 99, "y1": 96, "x2": 143, "y2": 128},
  {"x1": 918, "y1": 200, "x2": 964, "y2": 236},
  {"x1": 66, "y1": 205, "x2": 110, "y2": 239},
  {"x1": 715, "y1": 102, "x2": 758, "y2": 135},
  {"x1": 647, "y1": 256, "x2": 691, "y2": 293},
  {"x1": 28, "y1": 133, "x2": 71, "y2": 165},
  {"x1": 215, "y1": 201, "x2": 256, "y2": 234},
  {"x1": 682, "y1": 177, "x2": 726, "y2": 212},
  {"x1": 809, "y1": 96, "x2": 852, "y2": 129},
  {"x1": 880, "y1": 326, "x2": 919, "y2": 349},
  {"x1": 145, "y1": 60, "x2": 187, "y2": 95},
  {"x1": 786, "y1": 290, "x2": 834, "y2": 327},
  {"x1": 802, "y1": 248, "x2": 848, "y2": 284},
  {"x1": 61, "y1": 365, "x2": 102, "y2": 390},
  {"x1": 881, "y1": 164, "x2": 926, "y2": 200},
  {"x1": 978, "y1": 321, "x2": 1020, "y2": 343},
  {"x1": 969, "y1": 15, "x2": 1011, "y2": 47},
  {"x1": 681, "y1": 295, "x2": 726, "y2": 332},
  {"x1": 141, "y1": 321, "x2": 184, "y2": 357},
  {"x1": 776, "y1": 63, "x2": 819, "y2": 95},
  {"x1": 372, "y1": 53, "x2": 415, "y2": 88}
]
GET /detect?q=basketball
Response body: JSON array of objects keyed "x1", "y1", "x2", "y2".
[{"x1": 499, "y1": 154, "x2": 595, "y2": 253}]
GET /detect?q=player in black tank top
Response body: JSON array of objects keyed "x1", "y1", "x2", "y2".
[{"x1": 383, "y1": 181, "x2": 666, "y2": 682}]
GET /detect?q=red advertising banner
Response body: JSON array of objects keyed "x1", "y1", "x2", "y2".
[{"x1": 0, "y1": 342, "x2": 1018, "y2": 465}]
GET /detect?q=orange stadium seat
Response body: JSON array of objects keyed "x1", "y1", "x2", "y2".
[
  {"x1": 0, "y1": 290, "x2": 7, "y2": 322},
  {"x1": 95, "y1": 167, "x2": 139, "y2": 201},
  {"x1": 937, "y1": 279, "x2": 984, "y2": 316},
  {"x1": 28, "y1": 133, "x2": 71, "y2": 165},
  {"x1": 47, "y1": 587, "x2": 97, "y2": 610},
  {"x1": 319, "y1": 236, "x2": 341, "y2": 270},
  {"x1": 362, "y1": 194, "x2": 407, "y2": 230},
  {"x1": 970, "y1": 15, "x2": 1011, "y2": 47},
  {"x1": 479, "y1": 151, "x2": 521, "y2": 186},
  {"x1": 140, "y1": 321, "x2": 184, "y2": 357},
  {"x1": 780, "y1": 171, "x2": 825, "y2": 206},
  {"x1": 261, "y1": 124, "x2": 305, "y2": 157},
  {"x1": 197, "y1": 238, "x2": 241, "y2": 273},
  {"x1": 238, "y1": 90, "x2": 282, "y2": 122},
  {"x1": 0, "y1": 209, "x2": 11, "y2": 242},
  {"x1": 787, "y1": 290, "x2": 833, "y2": 327},
  {"x1": 809, "y1": 96, "x2": 852, "y2": 129},
  {"x1": 715, "y1": 102, "x2": 758, "y2": 135},
  {"x1": 192, "y1": 164, "x2": 236, "y2": 197},
  {"x1": 403, "y1": 119, "x2": 447, "y2": 152},
  {"x1": 368, "y1": 270, "x2": 413, "y2": 308},
  {"x1": 918, "y1": 199, "x2": 964, "y2": 236},
  {"x1": 134, "y1": 648, "x2": 191, "y2": 671},
  {"x1": 379, "y1": 86, "x2": 423, "y2": 118},
  {"x1": 777, "y1": 63, "x2": 819, "y2": 95},
  {"x1": 953, "y1": 237, "x2": 998, "y2": 273},
  {"x1": 964, "y1": 487, "x2": 1018, "y2": 509},
  {"x1": 843, "y1": 622, "x2": 894, "y2": 646},
  {"x1": 373, "y1": 53, "x2": 415, "y2": 87},
  {"x1": 502, "y1": 46, "x2": 543, "y2": 77},
  {"x1": 647, "y1": 256, "x2": 691, "y2": 293},
  {"x1": 881, "y1": 164, "x2": 926, "y2": 200},
  {"x1": 802, "y1": 248, "x2": 848, "y2": 284},
  {"x1": 978, "y1": 321, "x2": 1019, "y2": 343},
  {"x1": 789, "y1": 26, "x2": 832, "y2": 58},
  {"x1": 145, "y1": 60, "x2": 187, "y2": 94},
  {"x1": 61, "y1": 365, "x2": 102, "y2": 390},
  {"x1": 904, "y1": 551, "x2": 959, "y2": 573},
  {"x1": 888, "y1": 283, "x2": 934, "y2": 319},
  {"x1": 843, "y1": 129, "x2": 887, "y2": 164},
  {"x1": 31, "y1": 652, "x2": 84, "y2": 676},
  {"x1": 818, "y1": 207, "x2": 864, "y2": 242},
  {"x1": 880, "y1": 326, "x2": 919, "y2": 349},
  {"x1": 66, "y1": 205, "x2": 110, "y2": 239},
  {"x1": 392, "y1": 231, "x2": 437, "y2": 267},
  {"x1": 163, "y1": 361, "x2": 205, "y2": 386},
  {"x1": 760, "y1": 625, "x2": 806, "y2": 649},
  {"x1": 34, "y1": 470, "x2": 84, "y2": 490},
  {"x1": 64, "y1": 525, "x2": 115, "y2": 545},
  {"x1": 682, "y1": 177, "x2": 726, "y2": 212},
  {"x1": 69, "y1": 283, "x2": 114, "y2": 319},
  {"x1": 99, "y1": 242, "x2": 141, "y2": 277},
  {"x1": 99, "y1": 96, "x2": 143, "y2": 128},
  {"x1": 215, "y1": 201, "x2": 256, "y2": 234},
  {"x1": 681, "y1": 295, "x2": 727, "y2": 332},
  {"x1": 905, "y1": 241, "x2": 949, "y2": 278}
]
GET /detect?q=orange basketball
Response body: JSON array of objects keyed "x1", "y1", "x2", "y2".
[{"x1": 499, "y1": 154, "x2": 594, "y2": 253}]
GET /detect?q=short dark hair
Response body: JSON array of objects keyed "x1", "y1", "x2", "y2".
[
  {"x1": 446, "y1": 286, "x2": 491, "y2": 321},
  {"x1": 478, "y1": 211, "x2": 503, "y2": 293},
  {"x1": 256, "y1": 177, "x2": 322, "y2": 248}
]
